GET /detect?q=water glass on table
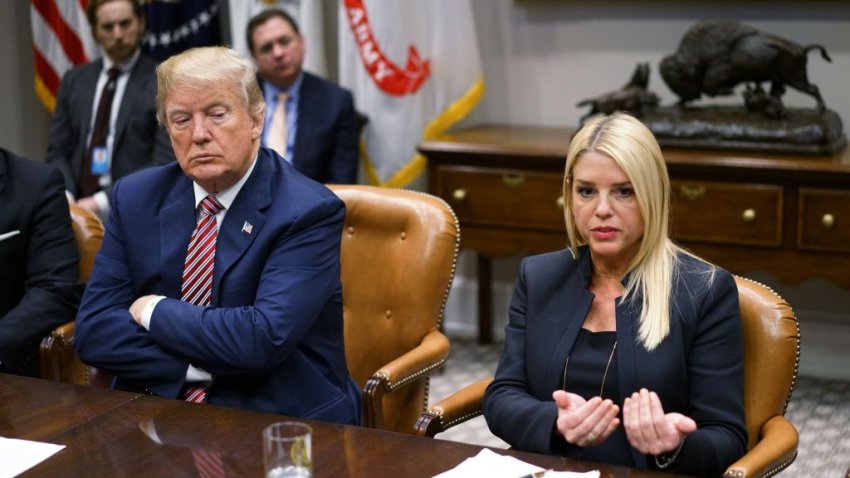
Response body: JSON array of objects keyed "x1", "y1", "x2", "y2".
[{"x1": 263, "y1": 421, "x2": 312, "y2": 478}]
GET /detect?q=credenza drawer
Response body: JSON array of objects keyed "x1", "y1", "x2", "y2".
[
  {"x1": 670, "y1": 181, "x2": 783, "y2": 247},
  {"x1": 798, "y1": 189, "x2": 850, "y2": 253},
  {"x1": 437, "y1": 167, "x2": 565, "y2": 231}
]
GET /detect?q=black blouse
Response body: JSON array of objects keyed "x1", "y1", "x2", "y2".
[{"x1": 561, "y1": 328, "x2": 633, "y2": 467}]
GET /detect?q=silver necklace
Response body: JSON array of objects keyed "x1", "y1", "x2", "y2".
[{"x1": 561, "y1": 339, "x2": 618, "y2": 397}]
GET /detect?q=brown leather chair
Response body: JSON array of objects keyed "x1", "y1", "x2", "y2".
[
  {"x1": 415, "y1": 276, "x2": 800, "y2": 478},
  {"x1": 328, "y1": 184, "x2": 459, "y2": 433},
  {"x1": 39, "y1": 204, "x2": 104, "y2": 385},
  {"x1": 724, "y1": 276, "x2": 800, "y2": 478}
]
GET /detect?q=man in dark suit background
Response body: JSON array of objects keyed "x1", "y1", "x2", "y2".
[
  {"x1": 0, "y1": 149, "x2": 82, "y2": 376},
  {"x1": 74, "y1": 46, "x2": 361, "y2": 425},
  {"x1": 45, "y1": 0, "x2": 174, "y2": 221},
  {"x1": 247, "y1": 9, "x2": 359, "y2": 184}
]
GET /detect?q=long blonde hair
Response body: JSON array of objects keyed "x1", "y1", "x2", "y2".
[{"x1": 563, "y1": 113, "x2": 682, "y2": 350}]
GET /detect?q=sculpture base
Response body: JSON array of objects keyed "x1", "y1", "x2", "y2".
[{"x1": 641, "y1": 106, "x2": 846, "y2": 155}]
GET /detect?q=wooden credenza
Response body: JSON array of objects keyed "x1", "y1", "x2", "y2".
[{"x1": 420, "y1": 124, "x2": 850, "y2": 343}]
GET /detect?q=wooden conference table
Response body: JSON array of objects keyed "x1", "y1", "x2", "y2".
[{"x1": 0, "y1": 374, "x2": 689, "y2": 477}]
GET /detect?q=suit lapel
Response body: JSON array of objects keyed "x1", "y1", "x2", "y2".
[
  {"x1": 616, "y1": 302, "x2": 639, "y2": 403},
  {"x1": 113, "y1": 56, "x2": 151, "y2": 151},
  {"x1": 80, "y1": 60, "x2": 102, "y2": 136},
  {"x1": 542, "y1": 253, "x2": 593, "y2": 393},
  {"x1": 160, "y1": 178, "x2": 196, "y2": 298},
  {"x1": 291, "y1": 73, "x2": 314, "y2": 172},
  {"x1": 616, "y1": 291, "x2": 649, "y2": 469},
  {"x1": 75, "y1": 61, "x2": 102, "y2": 171},
  {"x1": 212, "y1": 152, "x2": 274, "y2": 303},
  {"x1": 546, "y1": 297, "x2": 592, "y2": 393}
]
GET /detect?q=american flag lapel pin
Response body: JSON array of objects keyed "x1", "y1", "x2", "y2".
[{"x1": 241, "y1": 221, "x2": 253, "y2": 235}]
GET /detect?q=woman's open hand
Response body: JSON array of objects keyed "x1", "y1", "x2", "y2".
[
  {"x1": 623, "y1": 388, "x2": 697, "y2": 455},
  {"x1": 552, "y1": 390, "x2": 620, "y2": 447}
]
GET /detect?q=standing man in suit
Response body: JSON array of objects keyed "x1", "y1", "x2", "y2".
[
  {"x1": 0, "y1": 149, "x2": 82, "y2": 376},
  {"x1": 45, "y1": 0, "x2": 175, "y2": 221},
  {"x1": 247, "y1": 9, "x2": 359, "y2": 184},
  {"x1": 74, "y1": 46, "x2": 361, "y2": 425}
]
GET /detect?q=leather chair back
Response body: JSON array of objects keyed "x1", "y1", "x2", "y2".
[
  {"x1": 39, "y1": 205, "x2": 104, "y2": 384},
  {"x1": 723, "y1": 276, "x2": 800, "y2": 477},
  {"x1": 328, "y1": 185, "x2": 459, "y2": 432},
  {"x1": 735, "y1": 276, "x2": 799, "y2": 450},
  {"x1": 70, "y1": 204, "x2": 104, "y2": 282}
]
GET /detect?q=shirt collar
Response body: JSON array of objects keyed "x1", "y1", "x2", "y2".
[
  {"x1": 262, "y1": 71, "x2": 304, "y2": 101},
  {"x1": 102, "y1": 48, "x2": 141, "y2": 75},
  {"x1": 191, "y1": 153, "x2": 259, "y2": 211}
]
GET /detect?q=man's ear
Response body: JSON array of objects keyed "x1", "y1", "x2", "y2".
[{"x1": 251, "y1": 111, "x2": 264, "y2": 140}]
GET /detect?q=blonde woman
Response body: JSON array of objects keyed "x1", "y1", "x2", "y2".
[{"x1": 483, "y1": 113, "x2": 746, "y2": 476}]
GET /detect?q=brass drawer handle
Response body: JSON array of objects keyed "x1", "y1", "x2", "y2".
[
  {"x1": 556, "y1": 195, "x2": 564, "y2": 209},
  {"x1": 501, "y1": 174, "x2": 525, "y2": 189},
  {"x1": 679, "y1": 185, "x2": 706, "y2": 201},
  {"x1": 742, "y1": 208, "x2": 756, "y2": 223},
  {"x1": 452, "y1": 188, "x2": 467, "y2": 202},
  {"x1": 822, "y1": 213, "x2": 835, "y2": 229}
]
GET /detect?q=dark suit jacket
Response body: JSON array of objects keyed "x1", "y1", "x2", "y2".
[
  {"x1": 0, "y1": 149, "x2": 82, "y2": 375},
  {"x1": 74, "y1": 148, "x2": 360, "y2": 425},
  {"x1": 45, "y1": 54, "x2": 175, "y2": 199},
  {"x1": 484, "y1": 246, "x2": 747, "y2": 477},
  {"x1": 260, "y1": 72, "x2": 359, "y2": 184}
]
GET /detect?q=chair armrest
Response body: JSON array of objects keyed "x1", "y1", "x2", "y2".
[
  {"x1": 51, "y1": 320, "x2": 76, "y2": 341},
  {"x1": 366, "y1": 329, "x2": 450, "y2": 393},
  {"x1": 363, "y1": 329, "x2": 450, "y2": 429},
  {"x1": 723, "y1": 415, "x2": 799, "y2": 478},
  {"x1": 39, "y1": 320, "x2": 81, "y2": 383},
  {"x1": 414, "y1": 377, "x2": 493, "y2": 437}
]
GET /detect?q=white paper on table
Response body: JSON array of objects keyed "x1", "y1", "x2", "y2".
[
  {"x1": 433, "y1": 448, "x2": 600, "y2": 478},
  {"x1": 0, "y1": 437, "x2": 65, "y2": 478}
]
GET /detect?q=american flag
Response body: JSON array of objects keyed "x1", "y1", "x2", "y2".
[{"x1": 30, "y1": 0, "x2": 98, "y2": 112}]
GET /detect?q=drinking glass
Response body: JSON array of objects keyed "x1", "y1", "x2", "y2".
[{"x1": 263, "y1": 421, "x2": 312, "y2": 478}]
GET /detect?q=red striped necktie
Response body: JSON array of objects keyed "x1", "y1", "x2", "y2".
[{"x1": 181, "y1": 195, "x2": 224, "y2": 404}]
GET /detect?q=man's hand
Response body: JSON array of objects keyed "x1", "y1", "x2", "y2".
[
  {"x1": 76, "y1": 196, "x2": 100, "y2": 213},
  {"x1": 130, "y1": 295, "x2": 159, "y2": 325},
  {"x1": 552, "y1": 389, "x2": 620, "y2": 448}
]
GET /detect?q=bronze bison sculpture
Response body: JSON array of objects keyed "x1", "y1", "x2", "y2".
[{"x1": 660, "y1": 19, "x2": 831, "y2": 113}]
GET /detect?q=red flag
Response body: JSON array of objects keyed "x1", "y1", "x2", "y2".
[{"x1": 30, "y1": 0, "x2": 98, "y2": 112}]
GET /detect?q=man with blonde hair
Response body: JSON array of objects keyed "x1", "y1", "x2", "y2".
[{"x1": 75, "y1": 46, "x2": 361, "y2": 425}]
